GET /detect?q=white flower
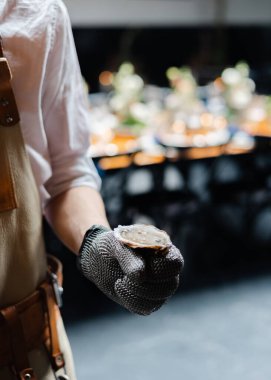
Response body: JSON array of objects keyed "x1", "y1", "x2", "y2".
[
  {"x1": 222, "y1": 68, "x2": 242, "y2": 86},
  {"x1": 109, "y1": 94, "x2": 127, "y2": 112},
  {"x1": 227, "y1": 87, "x2": 253, "y2": 110},
  {"x1": 130, "y1": 103, "x2": 150, "y2": 122}
]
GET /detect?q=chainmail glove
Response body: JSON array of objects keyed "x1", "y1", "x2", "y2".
[{"x1": 78, "y1": 225, "x2": 184, "y2": 315}]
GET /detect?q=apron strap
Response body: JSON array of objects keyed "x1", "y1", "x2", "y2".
[
  {"x1": 0, "y1": 36, "x2": 20, "y2": 127},
  {"x1": 0, "y1": 36, "x2": 19, "y2": 212},
  {"x1": 0, "y1": 36, "x2": 4, "y2": 58}
]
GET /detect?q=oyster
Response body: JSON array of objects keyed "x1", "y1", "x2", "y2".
[{"x1": 114, "y1": 224, "x2": 171, "y2": 253}]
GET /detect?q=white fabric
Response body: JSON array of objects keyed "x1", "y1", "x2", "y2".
[{"x1": 0, "y1": 0, "x2": 101, "y2": 208}]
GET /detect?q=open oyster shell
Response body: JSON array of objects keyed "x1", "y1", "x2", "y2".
[{"x1": 113, "y1": 224, "x2": 172, "y2": 252}]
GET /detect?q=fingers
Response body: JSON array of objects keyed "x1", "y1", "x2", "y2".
[
  {"x1": 100, "y1": 232, "x2": 183, "y2": 282},
  {"x1": 114, "y1": 279, "x2": 166, "y2": 315},
  {"x1": 116, "y1": 276, "x2": 179, "y2": 301},
  {"x1": 147, "y1": 245, "x2": 184, "y2": 281},
  {"x1": 102, "y1": 232, "x2": 146, "y2": 281},
  {"x1": 94, "y1": 256, "x2": 124, "y2": 295}
]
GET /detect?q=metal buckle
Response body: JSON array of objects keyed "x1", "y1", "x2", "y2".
[{"x1": 50, "y1": 272, "x2": 64, "y2": 308}]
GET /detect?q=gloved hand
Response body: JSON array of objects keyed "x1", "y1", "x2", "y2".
[{"x1": 77, "y1": 225, "x2": 184, "y2": 315}]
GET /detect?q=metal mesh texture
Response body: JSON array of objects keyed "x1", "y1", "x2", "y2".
[{"x1": 78, "y1": 226, "x2": 184, "y2": 316}]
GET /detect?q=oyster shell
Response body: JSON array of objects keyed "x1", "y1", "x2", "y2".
[{"x1": 113, "y1": 224, "x2": 171, "y2": 252}]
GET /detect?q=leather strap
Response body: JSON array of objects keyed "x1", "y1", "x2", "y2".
[
  {"x1": 0, "y1": 36, "x2": 20, "y2": 127},
  {"x1": 0, "y1": 256, "x2": 65, "y2": 377},
  {"x1": 0, "y1": 290, "x2": 46, "y2": 368},
  {"x1": 0, "y1": 307, "x2": 37, "y2": 380},
  {"x1": 40, "y1": 283, "x2": 65, "y2": 371},
  {"x1": 0, "y1": 141, "x2": 18, "y2": 212},
  {"x1": 48, "y1": 255, "x2": 63, "y2": 287},
  {"x1": 43, "y1": 257, "x2": 65, "y2": 370},
  {"x1": 0, "y1": 36, "x2": 4, "y2": 57}
]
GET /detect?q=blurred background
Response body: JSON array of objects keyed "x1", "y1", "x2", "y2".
[{"x1": 45, "y1": 1, "x2": 271, "y2": 379}]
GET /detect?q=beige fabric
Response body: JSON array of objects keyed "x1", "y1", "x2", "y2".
[
  {"x1": 0, "y1": 123, "x2": 47, "y2": 307},
  {"x1": 0, "y1": 121, "x2": 77, "y2": 377}
]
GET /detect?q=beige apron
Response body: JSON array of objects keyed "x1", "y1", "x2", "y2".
[{"x1": 0, "y1": 39, "x2": 77, "y2": 380}]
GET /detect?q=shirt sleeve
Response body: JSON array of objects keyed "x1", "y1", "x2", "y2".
[{"x1": 42, "y1": 0, "x2": 101, "y2": 199}]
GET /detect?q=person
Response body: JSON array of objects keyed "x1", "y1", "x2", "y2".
[{"x1": 0, "y1": 1, "x2": 183, "y2": 379}]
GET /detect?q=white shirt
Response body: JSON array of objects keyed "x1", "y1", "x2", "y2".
[{"x1": 0, "y1": 0, "x2": 101, "y2": 208}]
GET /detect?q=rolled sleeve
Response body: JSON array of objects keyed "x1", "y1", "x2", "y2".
[{"x1": 42, "y1": 1, "x2": 101, "y2": 199}]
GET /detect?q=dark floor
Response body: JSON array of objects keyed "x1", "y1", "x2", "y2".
[{"x1": 65, "y1": 274, "x2": 271, "y2": 380}]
